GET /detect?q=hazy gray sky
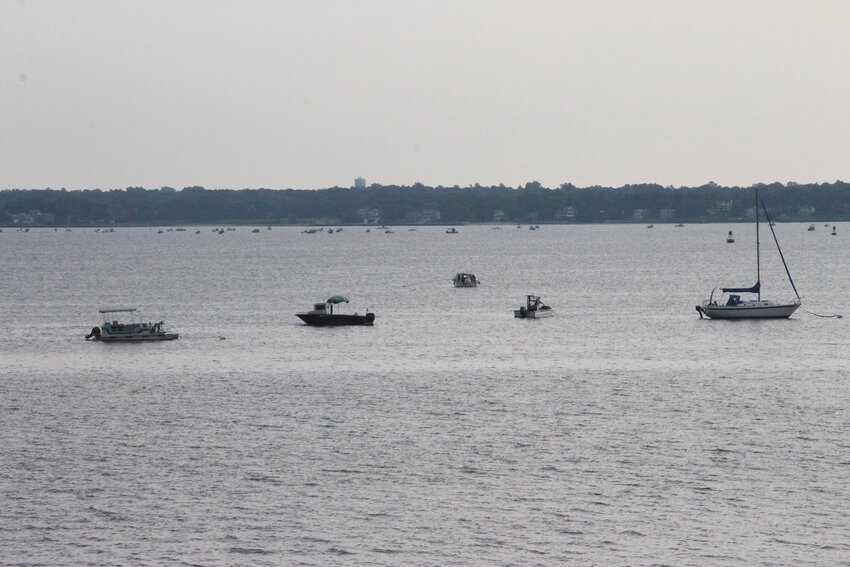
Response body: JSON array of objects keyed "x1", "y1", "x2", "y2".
[{"x1": 2, "y1": 0, "x2": 849, "y2": 189}]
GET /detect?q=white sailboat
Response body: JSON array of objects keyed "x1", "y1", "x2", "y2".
[{"x1": 696, "y1": 189, "x2": 801, "y2": 319}]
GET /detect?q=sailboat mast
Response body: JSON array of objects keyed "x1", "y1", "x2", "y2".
[{"x1": 755, "y1": 187, "x2": 761, "y2": 300}]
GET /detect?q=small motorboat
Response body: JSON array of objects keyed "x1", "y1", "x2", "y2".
[
  {"x1": 85, "y1": 308, "x2": 178, "y2": 341},
  {"x1": 446, "y1": 227, "x2": 458, "y2": 234},
  {"x1": 296, "y1": 296, "x2": 375, "y2": 326},
  {"x1": 726, "y1": 230, "x2": 735, "y2": 243},
  {"x1": 808, "y1": 224, "x2": 816, "y2": 231},
  {"x1": 514, "y1": 295, "x2": 553, "y2": 318},
  {"x1": 675, "y1": 223, "x2": 685, "y2": 228},
  {"x1": 452, "y1": 273, "x2": 479, "y2": 287},
  {"x1": 647, "y1": 224, "x2": 655, "y2": 229},
  {"x1": 252, "y1": 228, "x2": 261, "y2": 233}
]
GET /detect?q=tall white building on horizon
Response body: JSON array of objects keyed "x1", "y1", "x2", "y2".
[{"x1": 354, "y1": 177, "x2": 366, "y2": 189}]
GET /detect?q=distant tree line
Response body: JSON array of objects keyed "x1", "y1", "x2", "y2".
[{"x1": 2, "y1": 181, "x2": 850, "y2": 226}]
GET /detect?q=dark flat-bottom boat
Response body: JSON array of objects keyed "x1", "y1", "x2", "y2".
[{"x1": 296, "y1": 296, "x2": 375, "y2": 326}]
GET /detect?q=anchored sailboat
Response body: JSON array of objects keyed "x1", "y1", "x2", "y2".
[{"x1": 696, "y1": 189, "x2": 801, "y2": 319}]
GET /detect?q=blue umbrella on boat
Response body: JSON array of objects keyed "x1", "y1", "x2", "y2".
[{"x1": 327, "y1": 295, "x2": 349, "y2": 304}]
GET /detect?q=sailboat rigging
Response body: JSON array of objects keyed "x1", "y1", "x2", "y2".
[{"x1": 696, "y1": 188, "x2": 801, "y2": 319}]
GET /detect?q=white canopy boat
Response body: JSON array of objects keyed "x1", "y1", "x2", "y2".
[
  {"x1": 85, "y1": 308, "x2": 179, "y2": 341},
  {"x1": 696, "y1": 189, "x2": 800, "y2": 319},
  {"x1": 514, "y1": 295, "x2": 553, "y2": 318},
  {"x1": 452, "y1": 273, "x2": 479, "y2": 287}
]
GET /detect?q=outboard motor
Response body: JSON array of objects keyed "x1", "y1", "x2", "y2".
[
  {"x1": 519, "y1": 306, "x2": 527, "y2": 318},
  {"x1": 365, "y1": 313, "x2": 376, "y2": 325},
  {"x1": 85, "y1": 326, "x2": 102, "y2": 340}
]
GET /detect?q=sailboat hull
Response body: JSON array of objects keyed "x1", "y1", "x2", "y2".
[{"x1": 701, "y1": 301, "x2": 800, "y2": 319}]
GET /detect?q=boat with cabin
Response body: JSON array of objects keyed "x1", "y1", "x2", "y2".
[
  {"x1": 85, "y1": 308, "x2": 179, "y2": 341},
  {"x1": 514, "y1": 295, "x2": 553, "y2": 318},
  {"x1": 452, "y1": 273, "x2": 479, "y2": 287},
  {"x1": 296, "y1": 295, "x2": 375, "y2": 326},
  {"x1": 696, "y1": 188, "x2": 801, "y2": 319},
  {"x1": 446, "y1": 227, "x2": 458, "y2": 234}
]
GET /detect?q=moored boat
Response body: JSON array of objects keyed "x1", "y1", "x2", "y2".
[
  {"x1": 514, "y1": 295, "x2": 553, "y2": 318},
  {"x1": 296, "y1": 296, "x2": 375, "y2": 326},
  {"x1": 452, "y1": 273, "x2": 479, "y2": 287},
  {"x1": 85, "y1": 308, "x2": 179, "y2": 341},
  {"x1": 697, "y1": 188, "x2": 801, "y2": 319}
]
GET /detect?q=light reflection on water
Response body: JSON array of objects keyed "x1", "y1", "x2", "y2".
[{"x1": 1, "y1": 224, "x2": 848, "y2": 565}]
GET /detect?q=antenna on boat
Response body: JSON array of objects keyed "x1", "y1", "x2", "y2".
[{"x1": 755, "y1": 187, "x2": 761, "y2": 301}]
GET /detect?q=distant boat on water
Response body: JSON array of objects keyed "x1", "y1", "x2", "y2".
[
  {"x1": 85, "y1": 307, "x2": 178, "y2": 341},
  {"x1": 452, "y1": 273, "x2": 479, "y2": 288},
  {"x1": 696, "y1": 188, "x2": 800, "y2": 319},
  {"x1": 296, "y1": 296, "x2": 375, "y2": 326},
  {"x1": 514, "y1": 295, "x2": 553, "y2": 319}
]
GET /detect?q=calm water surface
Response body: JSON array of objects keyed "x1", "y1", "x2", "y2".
[{"x1": 1, "y1": 224, "x2": 849, "y2": 565}]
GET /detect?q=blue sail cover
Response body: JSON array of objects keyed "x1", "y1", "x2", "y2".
[{"x1": 722, "y1": 281, "x2": 760, "y2": 294}]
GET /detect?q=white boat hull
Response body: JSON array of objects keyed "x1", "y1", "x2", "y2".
[
  {"x1": 98, "y1": 333, "x2": 179, "y2": 341},
  {"x1": 700, "y1": 301, "x2": 799, "y2": 319},
  {"x1": 514, "y1": 308, "x2": 554, "y2": 318}
]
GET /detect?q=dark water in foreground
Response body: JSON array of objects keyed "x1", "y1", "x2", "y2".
[{"x1": 1, "y1": 224, "x2": 849, "y2": 565}]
